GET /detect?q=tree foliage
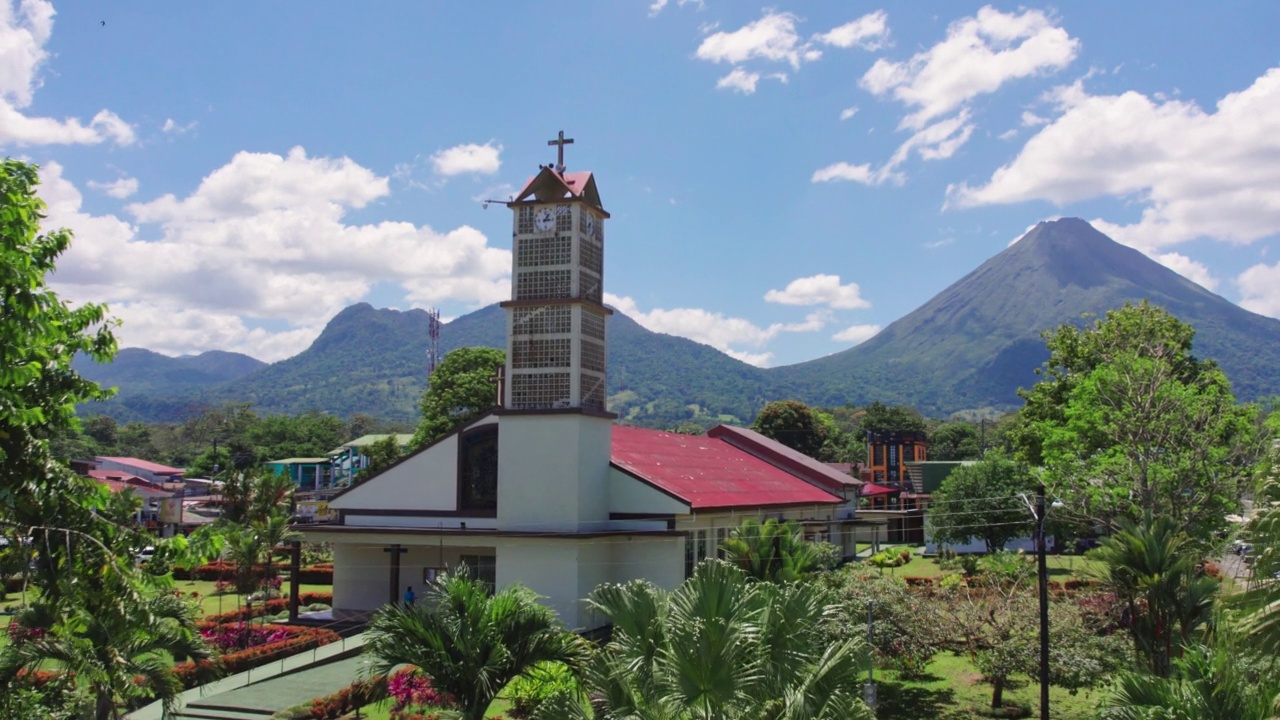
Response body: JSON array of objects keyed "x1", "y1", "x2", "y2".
[
  {"x1": 412, "y1": 347, "x2": 505, "y2": 448},
  {"x1": 927, "y1": 421, "x2": 982, "y2": 461},
  {"x1": 750, "y1": 399, "x2": 829, "y2": 457},
  {"x1": 827, "y1": 569, "x2": 944, "y2": 677},
  {"x1": 534, "y1": 560, "x2": 874, "y2": 720},
  {"x1": 928, "y1": 451, "x2": 1037, "y2": 552},
  {"x1": 364, "y1": 568, "x2": 589, "y2": 720},
  {"x1": 853, "y1": 401, "x2": 927, "y2": 442},
  {"x1": 720, "y1": 518, "x2": 826, "y2": 583},
  {"x1": 1015, "y1": 302, "x2": 1261, "y2": 541}
]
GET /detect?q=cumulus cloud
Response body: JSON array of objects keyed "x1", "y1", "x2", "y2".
[
  {"x1": 43, "y1": 150, "x2": 511, "y2": 361},
  {"x1": 764, "y1": 274, "x2": 870, "y2": 309},
  {"x1": 861, "y1": 6, "x2": 1078, "y2": 130},
  {"x1": 811, "y1": 161, "x2": 874, "y2": 184},
  {"x1": 161, "y1": 118, "x2": 197, "y2": 135},
  {"x1": 605, "y1": 293, "x2": 826, "y2": 368},
  {"x1": 950, "y1": 67, "x2": 1280, "y2": 255},
  {"x1": 86, "y1": 176, "x2": 139, "y2": 199},
  {"x1": 839, "y1": 106, "x2": 859, "y2": 121},
  {"x1": 696, "y1": 10, "x2": 819, "y2": 69},
  {"x1": 832, "y1": 323, "x2": 881, "y2": 344},
  {"x1": 817, "y1": 6, "x2": 1075, "y2": 184},
  {"x1": 648, "y1": 0, "x2": 702, "y2": 17},
  {"x1": 716, "y1": 68, "x2": 761, "y2": 94},
  {"x1": 0, "y1": 0, "x2": 135, "y2": 146},
  {"x1": 430, "y1": 141, "x2": 502, "y2": 177},
  {"x1": 813, "y1": 10, "x2": 889, "y2": 51},
  {"x1": 1238, "y1": 262, "x2": 1280, "y2": 318}
]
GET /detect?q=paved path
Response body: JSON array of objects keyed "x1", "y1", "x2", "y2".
[{"x1": 173, "y1": 655, "x2": 367, "y2": 719}]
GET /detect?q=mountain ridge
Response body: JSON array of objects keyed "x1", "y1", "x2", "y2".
[{"x1": 76, "y1": 219, "x2": 1280, "y2": 423}]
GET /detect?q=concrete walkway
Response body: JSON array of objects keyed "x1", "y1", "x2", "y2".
[{"x1": 128, "y1": 633, "x2": 367, "y2": 720}]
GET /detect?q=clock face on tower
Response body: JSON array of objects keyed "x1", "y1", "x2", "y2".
[
  {"x1": 534, "y1": 207, "x2": 555, "y2": 232},
  {"x1": 584, "y1": 214, "x2": 595, "y2": 237}
]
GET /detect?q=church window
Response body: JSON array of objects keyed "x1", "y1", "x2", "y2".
[
  {"x1": 873, "y1": 444, "x2": 884, "y2": 466},
  {"x1": 457, "y1": 554, "x2": 497, "y2": 592},
  {"x1": 579, "y1": 238, "x2": 602, "y2": 275},
  {"x1": 512, "y1": 338, "x2": 572, "y2": 369},
  {"x1": 459, "y1": 427, "x2": 499, "y2": 514},
  {"x1": 580, "y1": 339, "x2": 605, "y2": 373},
  {"x1": 517, "y1": 206, "x2": 534, "y2": 234},
  {"x1": 516, "y1": 235, "x2": 572, "y2": 268},
  {"x1": 695, "y1": 530, "x2": 708, "y2": 562},
  {"x1": 579, "y1": 270, "x2": 602, "y2": 304},
  {"x1": 515, "y1": 269, "x2": 572, "y2": 300},
  {"x1": 510, "y1": 372, "x2": 571, "y2": 409},
  {"x1": 580, "y1": 310, "x2": 605, "y2": 340},
  {"x1": 684, "y1": 535, "x2": 694, "y2": 578},
  {"x1": 513, "y1": 306, "x2": 571, "y2": 335},
  {"x1": 581, "y1": 373, "x2": 605, "y2": 410},
  {"x1": 716, "y1": 528, "x2": 727, "y2": 559}
]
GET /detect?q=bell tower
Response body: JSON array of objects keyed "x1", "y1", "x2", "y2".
[{"x1": 500, "y1": 132, "x2": 612, "y2": 414}]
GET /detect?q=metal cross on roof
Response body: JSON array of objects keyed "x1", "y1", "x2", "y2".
[{"x1": 547, "y1": 130, "x2": 574, "y2": 173}]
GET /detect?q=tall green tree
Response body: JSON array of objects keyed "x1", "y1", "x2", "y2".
[
  {"x1": 928, "y1": 451, "x2": 1037, "y2": 552},
  {"x1": 750, "y1": 399, "x2": 829, "y2": 457},
  {"x1": 412, "y1": 347, "x2": 505, "y2": 448},
  {"x1": 1015, "y1": 302, "x2": 1261, "y2": 542},
  {"x1": 927, "y1": 421, "x2": 981, "y2": 460},
  {"x1": 853, "y1": 401, "x2": 926, "y2": 442},
  {"x1": 535, "y1": 560, "x2": 874, "y2": 720},
  {"x1": 363, "y1": 568, "x2": 588, "y2": 720}
]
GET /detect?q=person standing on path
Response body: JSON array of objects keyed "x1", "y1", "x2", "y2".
[{"x1": 403, "y1": 585, "x2": 415, "y2": 606}]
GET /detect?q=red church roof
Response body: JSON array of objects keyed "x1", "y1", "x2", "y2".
[
  {"x1": 706, "y1": 425, "x2": 863, "y2": 494},
  {"x1": 96, "y1": 456, "x2": 185, "y2": 476},
  {"x1": 610, "y1": 426, "x2": 842, "y2": 510}
]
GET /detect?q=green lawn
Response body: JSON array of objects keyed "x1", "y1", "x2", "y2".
[
  {"x1": 171, "y1": 578, "x2": 332, "y2": 618},
  {"x1": 872, "y1": 552, "x2": 1105, "y2": 581},
  {"x1": 876, "y1": 652, "x2": 1103, "y2": 720}
]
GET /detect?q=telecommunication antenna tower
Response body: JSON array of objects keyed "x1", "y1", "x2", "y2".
[{"x1": 426, "y1": 307, "x2": 442, "y2": 381}]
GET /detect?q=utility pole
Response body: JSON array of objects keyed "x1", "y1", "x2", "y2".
[{"x1": 1036, "y1": 484, "x2": 1050, "y2": 720}]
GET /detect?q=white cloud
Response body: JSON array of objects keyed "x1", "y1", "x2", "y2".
[
  {"x1": 605, "y1": 292, "x2": 825, "y2": 368},
  {"x1": 1238, "y1": 262, "x2": 1280, "y2": 318},
  {"x1": 696, "y1": 10, "x2": 818, "y2": 70},
  {"x1": 813, "y1": 11, "x2": 889, "y2": 51},
  {"x1": 430, "y1": 141, "x2": 502, "y2": 177},
  {"x1": 648, "y1": 0, "x2": 703, "y2": 17},
  {"x1": 764, "y1": 274, "x2": 870, "y2": 309},
  {"x1": 716, "y1": 68, "x2": 760, "y2": 94},
  {"x1": 87, "y1": 176, "x2": 139, "y2": 199},
  {"x1": 43, "y1": 150, "x2": 512, "y2": 361},
  {"x1": 1150, "y1": 251, "x2": 1219, "y2": 291},
  {"x1": 0, "y1": 0, "x2": 134, "y2": 146},
  {"x1": 839, "y1": 106, "x2": 859, "y2": 121},
  {"x1": 1021, "y1": 110, "x2": 1048, "y2": 126},
  {"x1": 811, "y1": 161, "x2": 873, "y2": 184},
  {"x1": 860, "y1": 6, "x2": 1078, "y2": 130},
  {"x1": 950, "y1": 67, "x2": 1280, "y2": 252},
  {"x1": 161, "y1": 118, "x2": 197, "y2": 135},
  {"x1": 832, "y1": 324, "x2": 881, "y2": 344}
]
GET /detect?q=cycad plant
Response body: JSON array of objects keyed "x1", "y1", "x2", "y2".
[
  {"x1": 535, "y1": 560, "x2": 873, "y2": 720},
  {"x1": 720, "y1": 518, "x2": 822, "y2": 583},
  {"x1": 363, "y1": 567, "x2": 589, "y2": 720}
]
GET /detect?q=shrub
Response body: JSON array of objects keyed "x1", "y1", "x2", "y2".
[
  {"x1": 202, "y1": 592, "x2": 333, "y2": 624},
  {"x1": 867, "y1": 550, "x2": 906, "y2": 568},
  {"x1": 174, "y1": 625, "x2": 339, "y2": 687},
  {"x1": 504, "y1": 662, "x2": 579, "y2": 718}
]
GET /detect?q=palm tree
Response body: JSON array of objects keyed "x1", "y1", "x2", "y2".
[
  {"x1": 1235, "y1": 475, "x2": 1280, "y2": 654},
  {"x1": 1091, "y1": 515, "x2": 1218, "y2": 676},
  {"x1": 362, "y1": 567, "x2": 589, "y2": 720},
  {"x1": 254, "y1": 512, "x2": 302, "y2": 594},
  {"x1": 1100, "y1": 641, "x2": 1280, "y2": 720},
  {"x1": 0, "y1": 591, "x2": 215, "y2": 720},
  {"x1": 536, "y1": 560, "x2": 873, "y2": 720},
  {"x1": 720, "y1": 518, "x2": 823, "y2": 583}
]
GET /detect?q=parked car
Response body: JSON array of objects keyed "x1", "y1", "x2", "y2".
[{"x1": 135, "y1": 546, "x2": 156, "y2": 566}]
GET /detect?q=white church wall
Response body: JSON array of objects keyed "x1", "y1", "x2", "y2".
[
  {"x1": 497, "y1": 414, "x2": 613, "y2": 531},
  {"x1": 608, "y1": 468, "x2": 690, "y2": 516},
  {"x1": 329, "y1": 435, "x2": 459, "y2": 513},
  {"x1": 332, "y1": 543, "x2": 387, "y2": 612},
  {"x1": 495, "y1": 539, "x2": 589, "y2": 629},
  {"x1": 611, "y1": 536, "x2": 684, "y2": 592}
]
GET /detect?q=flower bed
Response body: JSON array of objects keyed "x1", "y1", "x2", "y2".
[
  {"x1": 174, "y1": 624, "x2": 340, "y2": 687},
  {"x1": 202, "y1": 592, "x2": 333, "y2": 625}
]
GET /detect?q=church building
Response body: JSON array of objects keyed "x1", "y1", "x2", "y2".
[{"x1": 300, "y1": 136, "x2": 859, "y2": 630}]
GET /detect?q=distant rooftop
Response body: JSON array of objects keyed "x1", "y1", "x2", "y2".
[
  {"x1": 266, "y1": 457, "x2": 331, "y2": 465},
  {"x1": 328, "y1": 434, "x2": 414, "y2": 454},
  {"x1": 96, "y1": 456, "x2": 185, "y2": 475}
]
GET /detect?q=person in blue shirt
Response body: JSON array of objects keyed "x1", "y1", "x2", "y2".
[{"x1": 403, "y1": 585, "x2": 415, "y2": 606}]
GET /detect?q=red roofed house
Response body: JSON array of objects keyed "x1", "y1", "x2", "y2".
[
  {"x1": 94, "y1": 456, "x2": 185, "y2": 485},
  {"x1": 302, "y1": 147, "x2": 855, "y2": 630}
]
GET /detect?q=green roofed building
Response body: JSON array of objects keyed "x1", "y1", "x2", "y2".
[
  {"x1": 328, "y1": 434, "x2": 414, "y2": 488},
  {"x1": 265, "y1": 457, "x2": 333, "y2": 491}
]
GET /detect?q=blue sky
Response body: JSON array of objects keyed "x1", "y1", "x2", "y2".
[{"x1": 7, "y1": 1, "x2": 1280, "y2": 367}]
